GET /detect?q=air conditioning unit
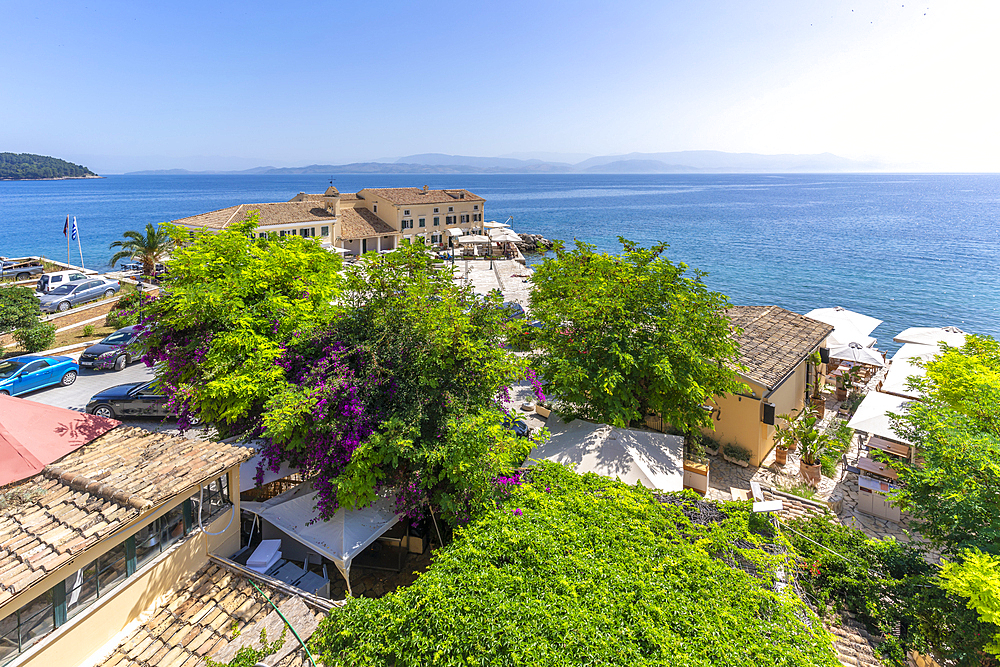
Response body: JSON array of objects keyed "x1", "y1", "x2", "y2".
[{"x1": 762, "y1": 402, "x2": 776, "y2": 425}]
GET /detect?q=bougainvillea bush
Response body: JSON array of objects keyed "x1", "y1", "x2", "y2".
[
  {"x1": 310, "y1": 462, "x2": 839, "y2": 667},
  {"x1": 140, "y1": 221, "x2": 541, "y2": 524}
]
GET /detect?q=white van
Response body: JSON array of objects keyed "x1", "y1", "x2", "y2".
[{"x1": 36, "y1": 270, "x2": 90, "y2": 293}]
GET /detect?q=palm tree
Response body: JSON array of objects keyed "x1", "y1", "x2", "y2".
[{"x1": 109, "y1": 223, "x2": 174, "y2": 276}]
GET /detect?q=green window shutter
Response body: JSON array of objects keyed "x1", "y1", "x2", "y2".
[
  {"x1": 125, "y1": 536, "x2": 137, "y2": 577},
  {"x1": 183, "y1": 499, "x2": 193, "y2": 534},
  {"x1": 52, "y1": 581, "x2": 67, "y2": 628}
]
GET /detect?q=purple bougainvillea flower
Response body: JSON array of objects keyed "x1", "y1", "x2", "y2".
[{"x1": 513, "y1": 508, "x2": 523, "y2": 516}]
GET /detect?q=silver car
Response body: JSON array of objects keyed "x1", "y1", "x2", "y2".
[{"x1": 39, "y1": 278, "x2": 120, "y2": 313}]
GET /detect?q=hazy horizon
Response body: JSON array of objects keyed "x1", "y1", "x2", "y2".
[{"x1": 4, "y1": 0, "x2": 997, "y2": 174}]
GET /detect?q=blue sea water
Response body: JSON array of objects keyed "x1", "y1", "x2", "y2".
[{"x1": 1, "y1": 173, "x2": 998, "y2": 350}]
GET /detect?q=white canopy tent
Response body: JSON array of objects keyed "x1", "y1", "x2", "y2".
[
  {"x1": 242, "y1": 482, "x2": 402, "y2": 595},
  {"x1": 457, "y1": 235, "x2": 491, "y2": 243},
  {"x1": 893, "y1": 326, "x2": 966, "y2": 348},
  {"x1": 526, "y1": 417, "x2": 684, "y2": 491},
  {"x1": 847, "y1": 392, "x2": 914, "y2": 444}
]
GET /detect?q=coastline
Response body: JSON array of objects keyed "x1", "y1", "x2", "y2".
[{"x1": 0, "y1": 174, "x2": 102, "y2": 181}]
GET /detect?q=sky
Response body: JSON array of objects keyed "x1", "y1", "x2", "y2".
[{"x1": 2, "y1": 0, "x2": 998, "y2": 173}]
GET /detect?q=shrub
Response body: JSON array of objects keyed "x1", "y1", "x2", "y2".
[
  {"x1": 82, "y1": 324, "x2": 95, "y2": 337},
  {"x1": 820, "y1": 420, "x2": 854, "y2": 477},
  {"x1": 105, "y1": 288, "x2": 151, "y2": 328},
  {"x1": 723, "y1": 442, "x2": 752, "y2": 462},
  {"x1": 0, "y1": 285, "x2": 42, "y2": 334},
  {"x1": 14, "y1": 323, "x2": 56, "y2": 353},
  {"x1": 310, "y1": 462, "x2": 839, "y2": 667}
]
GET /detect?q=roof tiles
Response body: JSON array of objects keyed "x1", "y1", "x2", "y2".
[
  {"x1": 728, "y1": 306, "x2": 834, "y2": 390},
  {"x1": 0, "y1": 426, "x2": 252, "y2": 602},
  {"x1": 339, "y1": 207, "x2": 396, "y2": 239},
  {"x1": 171, "y1": 202, "x2": 335, "y2": 230},
  {"x1": 359, "y1": 187, "x2": 484, "y2": 206}
]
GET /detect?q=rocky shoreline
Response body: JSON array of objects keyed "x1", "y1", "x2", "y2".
[{"x1": 514, "y1": 233, "x2": 555, "y2": 253}]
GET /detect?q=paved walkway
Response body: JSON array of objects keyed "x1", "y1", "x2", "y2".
[{"x1": 453, "y1": 259, "x2": 534, "y2": 310}]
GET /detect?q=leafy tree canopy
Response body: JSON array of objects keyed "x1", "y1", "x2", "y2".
[
  {"x1": 141, "y1": 226, "x2": 537, "y2": 523},
  {"x1": 890, "y1": 335, "x2": 1000, "y2": 555},
  {"x1": 310, "y1": 462, "x2": 839, "y2": 667},
  {"x1": 939, "y1": 549, "x2": 1000, "y2": 657},
  {"x1": 528, "y1": 238, "x2": 744, "y2": 430}
]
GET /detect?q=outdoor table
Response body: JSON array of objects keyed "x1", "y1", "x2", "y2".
[
  {"x1": 858, "y1": 456, "x2": 899, "y2": 481},
  {"x1": 866, "y1": 435, "x2": 910, "y2": 459}
]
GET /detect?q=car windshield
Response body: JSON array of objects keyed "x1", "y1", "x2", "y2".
[
  {"x1": 48, "y1": 285, "x2": 75, "y2": 295},
  {"x1": 101, "y1": 330, "x2": 135, "y2": 346},
  {"x1": 0, "y1": 360, "x2": 25, "y2": 379},
  {"x1": 131, "y1": 381, "x2": 163, "y2": 396}
]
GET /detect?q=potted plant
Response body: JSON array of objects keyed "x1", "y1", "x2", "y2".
[
  {"x1": 535, "y1": 400, "x2": 552, "y2": 418},
  {"x1": 722, "y1": 443, "x2": 752, "y2": 467},
  {"x1": 702, "y1": 436, "x2": 720, "y2": 456},
  {"x1": 774, "y1": 443, "x2": 788, "y2": 465},
  {"x1": 798, "y1": 425, "x2": 831, "y2": 486},
  {"x1": 808, "y1": 350, "x2": 826, "y2": 417}
]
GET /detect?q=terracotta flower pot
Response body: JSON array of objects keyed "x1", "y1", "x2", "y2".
[
  {"x1": 775, "y1": 447, "x2": 787, "y2": 465},
  {"x1": 811, "y1": 396, "x2": 826, "y2": 418},
  {"x1": 800, "y1": 460, "x2": 822, "y2": 486}
]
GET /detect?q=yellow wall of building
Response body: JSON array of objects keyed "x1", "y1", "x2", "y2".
[
  {"x1": 13, "y1": 470, "x2": 241, "y2": 667},
  {"x1": 704, "y1": 382, "x2": 764, "y2": 464},
  {"x1": 763, "y1": 362, "x2": 809, "y2": 461}
]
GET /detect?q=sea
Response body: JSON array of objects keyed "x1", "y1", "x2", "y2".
[{"x1": 1, "y1": 173, "x2": 998, "y2": 351}]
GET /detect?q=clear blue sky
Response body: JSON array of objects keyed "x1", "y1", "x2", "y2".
[{"x1": 2, "y1": 0, "x2": 994, "y2": 172}]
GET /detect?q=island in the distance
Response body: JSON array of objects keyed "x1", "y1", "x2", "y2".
[{"x1": 0, "y1": 152, "x2": 99, "y2": 180}]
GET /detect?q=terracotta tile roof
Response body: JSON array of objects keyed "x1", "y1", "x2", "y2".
[
  {"x1": 0, "y1": 427, "x2": 252, "y2": 605},
  {"x1": 171, "y1": 203, "x2": 335, "y2": 230},
  {"x1": 339, "y1": 192, "x2": 359, "y2": 201},
  {"x1": 358, "y1": 188, "x2": 484, "y2": 206},
  {"x1": 95, "y1": 558, "x2": 332, "y2": 667},
  {"x1": 728, "y1": 306, "x2": 834, "y2": 390},
  {"x1": 339, "y1": 207, "x2": 395, "y2": 239}
]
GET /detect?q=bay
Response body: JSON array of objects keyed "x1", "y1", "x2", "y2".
[{"x1": 1, "y1": 173, "x2": 998, "y2": 350}]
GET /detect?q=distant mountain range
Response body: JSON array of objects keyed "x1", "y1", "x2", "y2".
[{"x1": 125, "y1": 150, "x2": 879, "y2": 176}]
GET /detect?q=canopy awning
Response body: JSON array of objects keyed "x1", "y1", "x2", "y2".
[
  {"x1": 484, "y1": 221, "x2": 510, "y2": 229},
  {"x1": 458, "y1": 235, "x2": 490, "y2": 243},
  {"x1": 847, "y1": 392, "x2": 913, "y2": 444},
  {"x1": 242, "y1": 481, "x2": 401, "y2": 595},
  {"x1": 0, "y1": 394, "x2": 119, "y2": 486},
  {"x1": 526, "y1": 417, "x2": 684, "y2": 491},
  {"x1": 446, "y1": 228, "x2": 464, "y2": 237}
]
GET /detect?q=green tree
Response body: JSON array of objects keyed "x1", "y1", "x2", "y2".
[
  {"x1": 0, "y1": 285, "x2": 42, "y2": 333},
  {"x1": 938, "y1": 549, "x2": 1000, "y2": 656},
  {"x1": 528, "y1": 237, "x2": 744, "y2": 430},
  {"x1": 890, "y1": 335, "x2": 1000, "y2": 555},
  {"x1": 109, "y1": 222, "x2": 175, "y2": 276}
]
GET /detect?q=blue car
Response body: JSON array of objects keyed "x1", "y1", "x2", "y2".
[{"x1": 0, "y1": 355, "x2": 79, "y2": 396}]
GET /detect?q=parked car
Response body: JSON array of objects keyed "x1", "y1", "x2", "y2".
[
  {"x1": 36, "y1": 270, "x2": 90, "y2": 293},
  {"x1": 502, "y1": 413, "x2": 530, "y2": 438},
  {"x1": 0, "y1": 355, "x2": 78, "y2": 396},
  {"x1": 78, "y1": 325, "x2": 141, "y2": 371},
  {"x1": 38, "y1": 278, "x2": 120, "y2": 313},
  {"x1": 86, "y1": 380, "x2": 198, "y2": 422},
  {"x1": 0, "y1": 257, "x2": 45, "y2": 281},
  {"x1": 500, "y1": 301, "x2": 526, "y2": 321}
]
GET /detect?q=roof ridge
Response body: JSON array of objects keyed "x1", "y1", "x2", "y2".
[{"x1": 42, "y1": 465, "x2": 152, "y2": 510}]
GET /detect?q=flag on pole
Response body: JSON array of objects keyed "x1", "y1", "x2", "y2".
[
  {"x1": 63, "y1": 215, "x2": 69, "y2": 236},
  {"x1": 71, "y1": 217, "x2": 79, "y2": 241}
]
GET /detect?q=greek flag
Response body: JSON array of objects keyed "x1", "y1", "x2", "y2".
[{"x1": 71, "y1": 217, "x2": 79, "y2": 241}]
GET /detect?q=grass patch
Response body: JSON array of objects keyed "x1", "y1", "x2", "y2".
[{"x1": 780, "y1": 483, "x2": 818, "y2": 500}]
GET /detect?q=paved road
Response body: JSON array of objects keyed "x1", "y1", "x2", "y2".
[{"x1": 23, "y1": 361, "x2": 154, "y2": 411}]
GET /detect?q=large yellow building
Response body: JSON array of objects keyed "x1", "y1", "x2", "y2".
[{"x1": 170, "y1": 185, "x2": 486, "y2": 256}]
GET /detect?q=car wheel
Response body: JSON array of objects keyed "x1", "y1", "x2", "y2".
[
  {"x1": 189, "y1": 415, "x2": 202, "y2": 426},
  {"x1": 57, "y1": 301, "x2": 71, "y2": 312},
  {"x1": 60, "y1": 370, "x2": 77, "y2": 386},
  {"x1": 113, "y1": 355, "x2": 127, "y2": 371},
  {"x1": 92, "y1": 405, "x2": 115, "y2": 419},
  {"x1": 16, "y1": 272, "x2": 29, "y2": 281},
  {"x1": 0, "y1": 390, "x2": 9, "y2": 396},
  {"x1": 104, "y1": 289, "x2": 116, "y2": 298}
]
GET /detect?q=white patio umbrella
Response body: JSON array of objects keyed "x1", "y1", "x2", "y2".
[
  {"x1": 484, "y1": 221, "x2": 510, "y2": 229},
  {"x1": 847, "y1": 392, "x2": 913, "y2": 443},
  {"x1": 825, "y1": 322, "x2": 877, "y2": 348},
  {"x1": 457, "y1": 235, "x2": 491, "y2": 243},
  {"x1": 489, "y1": 229, "x2": 521, "y2": 243},
  {"x1": 893, "y1": 326, "x2": 966, "y2": 347},
  {"x1": 829, "y1": 341, "x2": 885, "y2": 366},
  {"x1": 805, "y1": 306, "x2": 883, "y2": 338}
]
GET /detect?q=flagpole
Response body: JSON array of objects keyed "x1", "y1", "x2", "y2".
[
  {"x1": 74, "y1": 217, "x2": 85, "y2": 269},
  {"x1": 66, "y1": 215, "x2": 70, "y2": 265}
]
